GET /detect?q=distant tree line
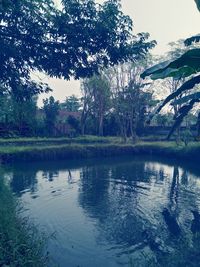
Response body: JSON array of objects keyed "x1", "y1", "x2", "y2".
[{"x1": 0, "y1": 55, "x2": 198, "y2": 140}]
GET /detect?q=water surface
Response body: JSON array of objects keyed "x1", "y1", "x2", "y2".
[{"x1": 3, "y1": 156, "x2": 200, "y2": 267}]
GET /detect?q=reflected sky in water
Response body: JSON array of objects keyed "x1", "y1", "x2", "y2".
[{"x1": 3, "y1": 156, "x2": 200, "y2": 267}]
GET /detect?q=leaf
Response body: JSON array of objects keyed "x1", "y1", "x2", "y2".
[
  {"x1": 140, "y1": 60, "x2": 171, "y2": 79},
  {"x1": 167, "y1": 98, "x2": 200, "y2": 140},
  {"x1": 150, "y1": 66, "x2": 195, "y2": 80},
  {"x1": 157, "y1": 75, "x2": 200, "y2": 111},
  {"x1": 147, "y1": 75, "x2": 200, "y2": 123},
  {"x1": 184, "y1": 34, "x2": 200, "y2": 46},
  {"x1": 195, "y1": 0, "x2": 200, "y2": 11},
  {"x1": 172, "y1": 92, "x2": 200, "y2": 105},
  {"x1": 141, "y1": 49, "x2": 200, "y2": 79}
]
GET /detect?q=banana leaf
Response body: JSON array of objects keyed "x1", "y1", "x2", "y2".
[
  {"x1": 150, "y1": 66, "x2": 195, "y2": 80},
  {"x1": 172, "y1": 92, "x2": 200, "y2": 105},
  {"x1": 146, "y1": 75, "x2": 200, "y2": 123},
  {"x1": 141, "y1": 60, "x2": 172, "y2": 79},
  {"x1": 141, "y1": 49, "x2": 200, "y2": 79},
  {"x1": 167, "y1": 98, "x2": 200, "y2": 139},
  {"x1": 184, "y1": 34, "x2": 200, "y2": 46},
  {"x1": 195, "y1": 0, "x2": 200, "y2": 11}
]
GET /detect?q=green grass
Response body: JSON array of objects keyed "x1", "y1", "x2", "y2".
[
  {"x1": 0, "y1": 177, "x2": 47, "y2": 266},
  {"x1": 0, "y1": 135, "x2": 119, "y2": 146},
  {"x1": 0, "y1": 139, "x2": 199, "y2": 163}
]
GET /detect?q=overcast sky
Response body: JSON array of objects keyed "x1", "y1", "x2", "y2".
[{"x1": 38, "y1": 0, "x2": 200, "y2": 105}]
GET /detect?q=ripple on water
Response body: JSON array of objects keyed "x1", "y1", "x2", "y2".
[{"x1": 7, "y1": 157, "x2": 200, "y2": 267}]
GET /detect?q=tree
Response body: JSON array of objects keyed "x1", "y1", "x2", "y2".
[
  {"x1": 11, "y1": 94, "x2": 38, "y2": 136},
  {"x1": 81, "y1": 73, "x2": 111, "y2": 136},
  {"x1": 67, "y1": 115, "x2": 80, "y2": 136},
  {"x1": 80, "y1": 83, "x2": 92, "y2": 135},
  {"x1": 141, "y1": 0, "x2": 200, "y2": 139},
  {"x1": 43, "y1": 96, "x2": 59, "y2": 136},
  {"x1": 60, "y1": 95, "x2": 81, "y2": 112},
  {"x1": 0, "y1": 93, "x2": 13, "y2": 125},
  {"x1": 109, "y1": 57, "x2": 155, "y2": 142},
  {"x1": 0, "y1": 90, "x2": 38, "y2": 136},
  {"x1": 0, "y1": 0, "x2": 155, "y2": 99}
]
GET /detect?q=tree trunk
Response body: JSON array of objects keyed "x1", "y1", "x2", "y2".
[
  {"x1": 130, "y1": 120, "x2": 138, "y2": 143},
  {"x1": 81, "y1": 108, "x2": 88, "y2": 135},
  {"x1": 81, "y1": 122, "x2": 85, "y2": 135},
  {"x1": 197, "y1": 112, "x2": 200, "y2": 137},
  {"x1": 130, "y1": 108, "x2": 138, "y2": 144},
  {"x1": 98, "y1": 114, "x2": 104, "y2": 136},
  {"x1": 121, "y1": 118, "x2": 127, "y2": 143}
]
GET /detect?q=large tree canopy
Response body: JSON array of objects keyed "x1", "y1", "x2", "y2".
[{"x1": 0, "y1": 0, "x2": 155, "y2": 96}]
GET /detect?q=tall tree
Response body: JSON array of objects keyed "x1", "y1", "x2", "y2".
[
  {"x1": 43, "y1": 96, "x2": 59, "y2": 136},
  {"x1": 80, "y1": 83, "x2": 92, "y2": 135},
  {"x1": 81, "y1": 73, "x2": 111, "y2": 136},
  {"x1": 0, "y1": 93, "x2": 13, "y2": 125},
  {"x1": 0, "y1": 90, "x2": 37, "y2": 136},
  {"x1": 11, "y1": 93, "x2": 38, "y2": 136},
  {"x1": 0, "y1": 0, "x2": 155, "y2": 98},
  {"x1": 60, "y1": 95, "x2": 81, "y2": 112},
  {"x1": 109, "y1": 58, "x2": 154, "y2": 142}
]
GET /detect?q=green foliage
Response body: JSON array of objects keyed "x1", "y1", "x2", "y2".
[
  {"x1": 0, "y1": 91, "x2": 38, "y2": 136},
  {"x1": 82, "y1": 73, "x2": 111, "y2": 136},
  {"x1": 0, "y1": 0, "x2": 156, "y2": 136},
  {"x1": 151, "y1": 75, "x2": 200, "y2": 117},
  {"x1": 0, "y1": 138, "x2": 200, "y2": 163},
  {"x1": 43, "y1": 96, "x2": 59, "y2": 136},
  {"x1": 0, "y1": 93, "x2": 13, "y2": 124},
  {"x1": 142, "y1": 49, "x2": 200, "y2": 80},
  {"x1": 60, "y1": 95, "x2": 81, "y2": 112},
  {"x1": 67, "y1": 115, "x2": 81, "y2": 135},
  {"x1": 153, "y1": 113, "x2": 174, "y2": 127},
  {"x1": 0, "y1": 136, "x2": 115, "y2": 146},
  {"x1": 0, "y1": 178, "x2": 47, "y2": 266},
  {"x1": 12, "y1": 94, "x2": 38, "y2": 135},
  {"x1": 0, "y1": 0, "x2": 155, "y2": 100},
  {"x1": 141, "y1": 0, "x2": 200, "y2": 138},
  {"x1": 109, "y1": 57, "x2": 155, "y2": 141},
  {"x1": 173, "y1": 92, "x2": 200, "y2": 105},
  {"x1": 185, "y1": 34, "x2": 200, "y2": 46},
  {"x1": 195, "y1": 0, "x2": 200, "y2": 11}
]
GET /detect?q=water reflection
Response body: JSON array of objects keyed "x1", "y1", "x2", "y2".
[
  {"x1": 79, "y1": 160, "x2": 151, "y2": 249},
  {"x1": 3, "y1": 156, "x2": 200, "y2": 266},
  {"x1": 78, "y1": 159, "x2": 200, "y2": 265},
  {"x1": 10, "y1": 170, "x2": 38, "y2": 196},
  {"x1": 42, "y1": 171, "x2": 59, "y2": 182}
]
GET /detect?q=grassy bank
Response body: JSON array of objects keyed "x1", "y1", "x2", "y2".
[
  {"x1": 0, "y1": 139, "x2": 199, "y2": 164},
  {"x1": 0, "y1": 135, "x2": 118, "y2": 146},
  {"x1": 0, "y1": 178, "x2": 47, "y2": 266}
]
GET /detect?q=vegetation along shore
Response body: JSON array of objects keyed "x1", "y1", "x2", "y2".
[{"x1": 0, "y1": 137, "x2": 200, "y2": 164}]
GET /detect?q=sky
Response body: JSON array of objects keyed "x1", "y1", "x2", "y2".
[{"x1": 37, "y1": 0, "x2": 200, "y2": 106}]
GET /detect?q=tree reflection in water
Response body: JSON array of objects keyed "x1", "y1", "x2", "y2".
[
  {"x1": 78, "y1": 159, "x2": 200, "y2": 264},
  {"x1": 4, "y1": 157, "x2": 200, "y2": 266},
  {"x1": 10, "y1": 170, "x2": 38, "y2": 196}
]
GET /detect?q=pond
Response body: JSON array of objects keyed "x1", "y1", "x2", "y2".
[{"x1": 3, "y1": 156, "x2": 200, "y2": 267}]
